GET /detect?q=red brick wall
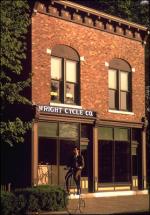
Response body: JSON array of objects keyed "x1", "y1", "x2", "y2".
[{"x1": 32, "y1": 13, "x2": 145, "y2": 123}]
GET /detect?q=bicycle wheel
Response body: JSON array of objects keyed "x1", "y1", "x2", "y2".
[
  {"x1": 65, "y1": 175, "x2": 85, "y2": 214},
  {"x1": 66, "y1": 194, "x2": 85, "y2": 214}
]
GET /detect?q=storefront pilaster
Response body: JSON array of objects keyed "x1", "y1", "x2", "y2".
[
  {"x1": 93, "y1": 125, "x2": 98, "y2": 192},
  {"x1": 142, "y1": 126, "x2": 147, "y2": 189},
  {"x1": 31, "y1": 107, "x2": 39, "y2": 186}
]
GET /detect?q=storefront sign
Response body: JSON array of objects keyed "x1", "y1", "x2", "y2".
[{"x1": 38, "y1": 105, "x2": 96, "y2": 117}]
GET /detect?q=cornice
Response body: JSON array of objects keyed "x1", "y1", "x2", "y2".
[
  {"x1": 33, "y1": 0, "x2": 149, "y2": 43},
  {"x1": 57, "y1": 0, "x2": 147, "y2": 31}
]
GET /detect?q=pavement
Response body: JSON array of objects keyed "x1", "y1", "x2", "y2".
[
  {"x1": 66, "y1": 190, "x2": 150, "y2": 214},
  {"x1": 26, "y1": 190, "x2": 150, "y2": 215}
]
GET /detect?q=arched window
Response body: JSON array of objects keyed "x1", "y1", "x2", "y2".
[
  {"x1": 51, "y1": 45, "x2": 80, "y2": 105},
  {"x1": 108, "y1": 58, "x2": 132, "y2": 111}
]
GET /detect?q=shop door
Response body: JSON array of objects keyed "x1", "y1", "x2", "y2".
[
  {"x1": 59, "y1": 140, "x2": 78, "y2": 186},
  {"x1": 59, "y1": 122, "x2": 79, "y2": 186}
]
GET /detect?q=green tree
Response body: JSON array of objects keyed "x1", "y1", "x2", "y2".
[{"x1": 0, "y1": 0, "x2": 31, "y2": 146}]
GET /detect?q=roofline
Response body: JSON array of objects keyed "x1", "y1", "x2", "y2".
[{"x1": 54, "y1": 0, "x2": 148, "y2": 31}]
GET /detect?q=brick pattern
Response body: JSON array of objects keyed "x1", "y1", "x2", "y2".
[{"x1": 32, "y1": 13, "x2": 145, "y2": 123}]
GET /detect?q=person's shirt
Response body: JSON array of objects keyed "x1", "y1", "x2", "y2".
[{"x1": 68, "y1": 154, "x2": 84, "y2": 170}]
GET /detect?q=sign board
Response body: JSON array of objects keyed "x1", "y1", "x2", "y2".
[{"x1": 38, "y1": 105, "x2": 96, "y2": 117}]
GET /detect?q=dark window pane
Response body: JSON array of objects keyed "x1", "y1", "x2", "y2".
[
  {"x1": 120, "y1": 91, "x2": 127, "y2": 110},
  {"x1": 115, "y1": 141, "x2": 130, "y2": 182},
  {"x1": 132, "y1": 155, "x2": 138, "y2": 176},
  {"x1": 109, "y1": 89, "x2": 116, "y2": 109},
  {"x1": 81, "y1": 124, "x2": 90, "y2": 138},
  {"x1": 81, "y1": 145, "x2": 88, "y2": 177},
  {"x1": 98, "y1": 127, "x2": 113, "y2": 140},
  {"x1": 59, "y1": 123, "x2": 79, "y2": 138},
  {"x1": 98, "y1": 140, "x2": 113, "y2": 183},
  {"x1": 38, "y1": 122, "x2": 57, "y2": 137},
  {"x1": 132, "y1": 128, "x2": 141, "y2": 141},
  {"x1": 38, "y1": 138, "x2": 57, "y2": 165},
  {"x1": 60, "y1": 140, "x2": 79, "y2": 165},
  {"x1": 38, "y1": 138, "x2": 57, "y2": 185},
  {"x1": 51, "y1": 80, "x2": 61, "y2": 102}
]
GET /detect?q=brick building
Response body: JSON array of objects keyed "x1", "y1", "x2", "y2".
[{"x1": 17, "y1": 0, "x2": 149, "y2": 193}]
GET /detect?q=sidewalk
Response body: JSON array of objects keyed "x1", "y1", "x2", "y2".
[
  {"x1": 31, "y1": 190, "x2": 149, "y2": 215},
  {"x1": 67, "y1": 190, "x2": 149, "y2": 214}
]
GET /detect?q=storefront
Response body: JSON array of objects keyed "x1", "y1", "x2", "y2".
[
  {"x1": 97, "y1": 125, "x2": 142, "y2": 191},
  {"x1": 31, "y1": 105, "x2": 146, "y2": 193},
  {"x1": 32, "y1": 105, "x2": 96, "y2": 192}
]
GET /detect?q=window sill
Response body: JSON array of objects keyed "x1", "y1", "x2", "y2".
[
  {"x1": 108, "y1": 110, "x2": 134, "y2": 115},
  {"x1": 50, "y1": 102, "x2": 82, "y2": 109}
]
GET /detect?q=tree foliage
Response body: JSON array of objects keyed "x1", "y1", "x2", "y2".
[{"x1": 0, "y1": 0, "x2": 31, "y2": 146}]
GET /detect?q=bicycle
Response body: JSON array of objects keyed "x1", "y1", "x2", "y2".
[{"x1": 64, "y1": 167, "x2": 85, "y2": 214}]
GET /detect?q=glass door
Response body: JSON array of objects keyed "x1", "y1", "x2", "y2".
[{"x1": 59, "y1": 140, "x2": 78, "y2": 186}]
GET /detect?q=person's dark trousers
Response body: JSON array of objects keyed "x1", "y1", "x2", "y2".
[
  {"x1": 73, "y1": 169, "x2": 81, "y2": 195},
  {"x1": 65, "y1": 169, "x2": 73, "y2": 193}
]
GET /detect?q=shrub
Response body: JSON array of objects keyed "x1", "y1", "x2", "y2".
[
  {"x1": 14, "y1": 185, "x2": 68, "y2": 213},
  {"x1": 1, "y1": 191, "x2": 17, "y2": 215}
]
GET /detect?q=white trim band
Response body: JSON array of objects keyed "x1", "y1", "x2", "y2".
[
  {"x1": 50, "y1": 102, "x2": 82, "y2": 109},
  {"x1": 109, "y1": 109, "x2": 134, "y2": 115}
]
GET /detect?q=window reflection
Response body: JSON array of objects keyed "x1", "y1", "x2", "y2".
[{"x1": 59, "y1": 123, "x2": 78, "y2": 138}]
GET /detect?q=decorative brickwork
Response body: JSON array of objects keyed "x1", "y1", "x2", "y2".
[{"x1": 33, "y1": 0, "x2": 148, "y2": 43}]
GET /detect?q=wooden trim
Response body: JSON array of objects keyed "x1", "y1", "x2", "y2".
[
  {"x1": 97, "y1": 119, "x2": 143, "y2": 128},
  {"x1": 93, "y1": 126, "x2": 98, "y2": 192},
  {"x1": 39, "y1": 112, "x2": 96, "y2": 124},
  {"x1": 31, "y1": 121, "x2": 38, "y2": 186}
]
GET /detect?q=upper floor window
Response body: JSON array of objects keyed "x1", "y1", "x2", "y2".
[
  {"x1": 51, "y1": 45, "x2": 80, "y2": 105},
  {"x1": 108, "y1": 59, "x2": 132, "y2": 111}
]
